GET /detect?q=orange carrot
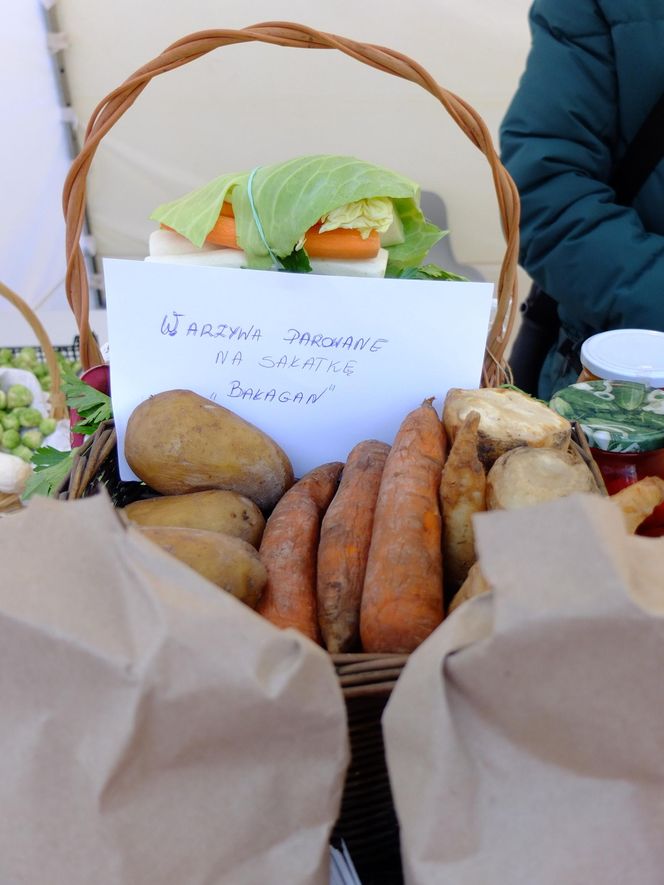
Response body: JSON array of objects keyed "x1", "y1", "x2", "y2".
[
  {"x1": 317, "y1": 439, "x2": 391, "y2": 653},
  {"x1": 165, "y1": 198, "x2": 382, "y2": 259},
  {"x1": 202, "y1": 202, "x2": 380, "y2": 259},
  {"x1": 161, "y1": 201, "x2": 237, "y2": 246},
  {"x1": 257, "y1": 461, "x2": 344, "y2": 643},
  {"x1": 205, "y1": 213, "x2": 242, "y2": 250},
  {"x1": 303, "y1": 225, "x2": 380, "y2": 259},
  {"x1": 360, "y1": 399, "x2": 447, "y2": 654}
]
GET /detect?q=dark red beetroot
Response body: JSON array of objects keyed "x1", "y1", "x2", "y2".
[{"x1": 69, "y1": 364, "x2": 110, "y2": 447}]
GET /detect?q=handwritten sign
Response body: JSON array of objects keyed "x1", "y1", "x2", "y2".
[{"x1": 103, "y1": 259, "x2": 494, "y2": 480}]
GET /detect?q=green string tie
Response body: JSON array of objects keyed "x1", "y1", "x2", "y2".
[{"x1": 247, "y1": 167, "x2": 279, "y2": 266}]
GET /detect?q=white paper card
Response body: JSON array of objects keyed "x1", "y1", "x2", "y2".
[{"x1": 103, "y1": 259, "x2": 494, "y2": 480}]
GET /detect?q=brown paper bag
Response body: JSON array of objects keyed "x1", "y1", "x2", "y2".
[
  {"x1": 0, "y1": 492, "x2": 349, "y2": 885},
  {"x1": 383, "y1": 493, "x2": 664, "y2": 885}
]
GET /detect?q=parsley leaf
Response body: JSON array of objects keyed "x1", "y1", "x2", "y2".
[
  {"x1": 386, "y1": 263, "x2": 468, "y2": 282},
  {"x1": 23, "y1": 368, "x2": 114, "y2": 499},
  {"x1": 22, "y1": 446, "x2": 76, "y2": 500},
  {"x1": 278, "y1": 248, "x2": 312, "y2": 273},
  {"x1": 61, "y1": 367, "x2": 113, "y2": 435}
]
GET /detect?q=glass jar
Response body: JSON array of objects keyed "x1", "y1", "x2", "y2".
[
  {"x1": 550, "y1": 380, "x2": 664, "y2": 537},
  {"x1": 589, "y1": 447, "x2": 664, "y2": 536},
  {"x1": 579, "y1": 329, "x2": 664, "y2": 387}
]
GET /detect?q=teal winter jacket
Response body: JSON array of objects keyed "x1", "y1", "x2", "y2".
[{"x1": 500, "y1": 0, "x2": 664, "y2": 397}]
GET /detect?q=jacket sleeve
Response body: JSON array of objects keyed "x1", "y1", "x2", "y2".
[{"x1": 499, "y1": 0, "x2": 664, "y2": 334}]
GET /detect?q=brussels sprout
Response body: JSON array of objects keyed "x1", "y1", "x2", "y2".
[
  {"x1": 6, "y1": 384, "x2": 33, "y2": 409},
  {"x1": 1, "y1": 429, "x2": 20, "y2": 450},
  {"x1": 21, "y1": 429, "x2": 43, "y2": 450},
  {"x1": 39, "y1": 417, "x2": 57, "y2": 437},
  {"x1": 12, "y1": 444, "x2": 34, "y2": 463},
  {"x1": 0, "y1": 390, "x2": 6, "y2": 411},
  {"x1": 32, "y1": 363, "x2": 47, "y2": 379},
  {"x1": 12, "y1": 355, "x2": 33, "y2": 371},
  {"x1": 18, "y1": 347, "x2": 38, "y2": 365},
  {"x1": 40, "y1": 375, "x2": 52, "y2": 392},
  {"x1": 1, "y1": 413, "x2": 19, "y2": 431},
  {"x1": 16, "y1": 407, "x2": 43, "y2": 428},
  {"x1": 0, "y1": 348, "x2": 12, "y2": 364}
]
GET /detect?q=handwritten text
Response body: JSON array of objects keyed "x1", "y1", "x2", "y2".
[
  {"x1": 227, "y1": 380, "x2": 334, "y2": 405},
  {"x1": 283, "y1": 329, "x2": 388, "y2": 352}
]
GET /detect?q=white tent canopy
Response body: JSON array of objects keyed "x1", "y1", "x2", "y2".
[{"x1": 1, "y1": 0, "x2": 532, "y2": 347}]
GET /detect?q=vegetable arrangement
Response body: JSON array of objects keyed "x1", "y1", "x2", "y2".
[
  {"x1": 23, "y1": 382, "x2": 664, "y2": 652},
  {"x1": 148, "y1": 154, "x2": 466, "y2": 281},
  {"x1": 107, "y1": 386, "x2": 594, "y2": 652},
  {"x1": 254, "y1": 386, "x2": 662, "y2": 648}
]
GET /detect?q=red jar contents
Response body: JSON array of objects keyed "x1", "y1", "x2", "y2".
[
  {"x1": 590, "y1": 446, "x2": 664, "y2": 537},
  {"x1": 550, "y1": 380, "x2": 664, "y2": 538}
]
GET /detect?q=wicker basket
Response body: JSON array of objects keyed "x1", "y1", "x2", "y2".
[
  {"x1": 63, "y1": 22, "x2": 519, "y2": 379},
  {"x1": 59, "y1": 23, "x2": 521, "y2": 881},
  {"x1": 53, "y1": 424, "x2": 603, "y2": 883},
  {"x1": 0, "y1": 281, "x2": 67, "y2": 514},
  {"x1": 55, "y1": 418, "x2": 407, "y2": 879}
]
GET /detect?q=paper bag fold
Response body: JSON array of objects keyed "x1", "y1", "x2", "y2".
[
  {"x1": 0, "y1": 492, "x2": 349, "y2": 885},
  {"x1": 384, "y1": 494, "x2": 664, "y2": 885}
]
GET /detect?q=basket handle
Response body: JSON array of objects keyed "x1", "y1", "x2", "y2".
[
  {"x1": 0, "y1": 281, "x2": 66, "y2": 420},
  {"x1": 64, "y1": 22, "x2": 520, "y2": 385}
]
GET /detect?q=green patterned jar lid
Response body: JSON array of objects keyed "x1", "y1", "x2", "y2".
[{"x1": 550, "y1": 380, "x2": 664, "y2": 453}]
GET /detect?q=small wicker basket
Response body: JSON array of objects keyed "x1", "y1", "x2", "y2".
[
  {"x1": 58, "y1": 23, "x2": 521, "y2": 881},
  {"x1": 0, "y1": 282, "x2": 67, "y2": 514}
]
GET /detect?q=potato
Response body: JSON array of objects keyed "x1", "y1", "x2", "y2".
[
  {"x1": 124, "y1": 389, "x2": 294, "y2": 510},
  {"x1": 443, "y1": 387, "x2": 571, "y2": 467},
  {"x1": 486, "y1": 445, "x2": 598, "y2": 511},
  {"x1": 137, "y1": 525, "x2": 267, "y2": 608},
  {"x1": 123, "y1": 489, "x2": 265, "y2": 547}
]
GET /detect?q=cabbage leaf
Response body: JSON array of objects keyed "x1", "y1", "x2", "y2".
[{"x1": 150, "y1": 155, "x2": 446, "y2": 273}]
